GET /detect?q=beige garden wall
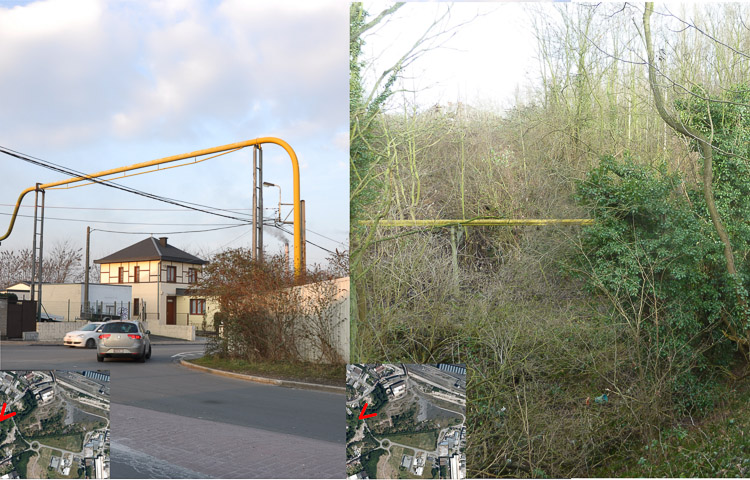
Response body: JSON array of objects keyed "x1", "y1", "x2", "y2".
[
  {"x1": 36, "y1": 320, "x2": 195, "y2": 342},
  {"x1": 143, "y1": 321, "x2": 196, "y2": 341},
  {"x1": 295, "y1": 276, "x2": 350, "y2": 364},
  {"x1": 36, "y1": 321, "x2": 87, "y2": 341}
]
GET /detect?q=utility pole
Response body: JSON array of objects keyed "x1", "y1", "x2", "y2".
[
  {"x1": 30, "y1": 184, "x2": 45, "y2": 322},
  {"x1": 84, "y1": 226, "x2": 90, "y2": 318},
  {"x1": 30, "y1": 192, "x2": 38, "y2": 304},
  {"x1": 252, "y1": 145, "x2": 264, "y2": 261}
]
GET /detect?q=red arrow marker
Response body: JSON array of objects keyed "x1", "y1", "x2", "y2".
[
  {"x1": 358, "y1": 402, "x2": 377, "y2": 420},
  {"x1": 0, "y1": 403, "x2": 16, "y2": 422}
]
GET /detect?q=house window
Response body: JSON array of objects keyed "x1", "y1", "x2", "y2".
[
  {"x1": 134, "y1": 298, "x2": 140, "y2": 316},
  {"x1": 190, "y1": 299, "x2": 205, "y2": 315},
  {"x1": 166, "y1": 266, "x2": 176, "y2": 283},
  {"x1": 188, "y1": 268, "x2": 197, "y2": 284},
  {"x1": 134, "y1": 266, "x2": 140, "y2": 283},
  {"x1": 118, "y1": 267, "x2": 124, "y2": 284}
]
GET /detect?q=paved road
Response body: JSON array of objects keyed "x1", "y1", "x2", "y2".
[{"x1": 0, "y1": 342, "x2": 345, "y2": 478}]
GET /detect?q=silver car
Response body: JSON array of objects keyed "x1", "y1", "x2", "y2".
[{"x1": 96, "y1": 321, "x2": 152, "y2": 363}]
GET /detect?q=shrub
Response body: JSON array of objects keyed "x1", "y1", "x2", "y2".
[
  {"x1": 194, "y1": 249, "x2": 346, "y2": 364},
  {"x1": 0, "y1": 293, "x2": 18, "y2": 304},
  {"x1": 574, "y1": 155, "x2": 737, "y2": 415}
]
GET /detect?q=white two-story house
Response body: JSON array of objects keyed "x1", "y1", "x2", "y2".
[{"x1": 94, "y1": 237, "x2": 210, "y2": 326}]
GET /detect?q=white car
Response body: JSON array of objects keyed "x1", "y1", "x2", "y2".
[{"x1": 63, "y1": 322, "x2": 106, "y2": 349}]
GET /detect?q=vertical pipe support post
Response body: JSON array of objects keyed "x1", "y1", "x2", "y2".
[
  {"x1": 30, "y1": 187, "x2": 39, "y2": 304},
  {"x1": 84, "y1": 226, "x2": 90, "y2": 318},
  {"x1": 257, "y1": 146, "x2": 263, "y2": 262},
  {"x1": 36, "y1": 186, "x2": 45, "y2": 323}
]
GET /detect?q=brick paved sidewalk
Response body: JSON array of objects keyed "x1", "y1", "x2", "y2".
[{"x1": 111, "y1": 403, "x2": 345, "y2": 478}]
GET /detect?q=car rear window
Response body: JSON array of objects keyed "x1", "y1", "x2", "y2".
[{"x1": 101, "y1": 322, "x2": 139, "y2": 334}]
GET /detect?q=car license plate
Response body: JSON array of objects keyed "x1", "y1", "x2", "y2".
[{"x1": 112, "y1": 349, "x2": 129, "y2": 353}]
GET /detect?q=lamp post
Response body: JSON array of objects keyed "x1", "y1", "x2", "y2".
[{"x1": 263, "y1": 182, "x2": 283, "y2": 223}]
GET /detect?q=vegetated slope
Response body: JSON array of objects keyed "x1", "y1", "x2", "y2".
[
  {"x1": 352, "y1": 3, "x2": 750, "y2": 478},
  {"x1": 595, "y1": 379, "x2": 750, "y2": 478},
  {"x1": 356, "y1": 104, "x2": 749, "y2": 478}
]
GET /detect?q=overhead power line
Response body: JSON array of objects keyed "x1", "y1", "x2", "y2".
[
  {"x1": 304, "y1": 227, "x2": 344, "y2": 245},
  {"x1": 92, "y1": 224, "x2": 249, "y2": 235},
  {"x1": 0, "y1": 201, "x2": 343, "y2": 245},
  {"x1": 0, "y1": 211, "x2": 250, "y2": 227},
  {"x1": 0, "y1": 145, "x2": 252, "y2": 223},
  {"x1": 0, "y1": 203, "x2": 254, "y2": 213},
  {"x1": 273, "y1": 224, "x2": 337, "y2": 255},
  {"x1": 2, "y1": 146, "x2": 346, "y2": 253}
]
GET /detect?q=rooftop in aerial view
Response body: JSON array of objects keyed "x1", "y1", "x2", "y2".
[
  {"x1": 0, "y1": 371, "x2": 110, "y2": 479},
  {"x1": 346, "y1": 364, "x2": 466, "y2": 480}
]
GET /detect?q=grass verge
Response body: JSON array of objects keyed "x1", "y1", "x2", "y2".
[
  {"x1": 595, "y1": 379, "x2": 750, "y2": 477},
  {"x1": 190, "y1": 355, "x2": 345, "y2": 386}
]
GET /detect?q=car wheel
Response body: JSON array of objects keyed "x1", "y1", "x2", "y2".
[
  {"x1": 97, "y1": 354, "x2": 104, "y2": 363},
  {"x1": 145, "y1": 345, "x2": 152, "y2": 360},
  {"x1": 86, "y1": 339, "x2": 95, "y2": 349}
]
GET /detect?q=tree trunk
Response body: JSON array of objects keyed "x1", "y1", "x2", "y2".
[{"x1": 643, "y1": 2, "x2": 748, "y2": 356}]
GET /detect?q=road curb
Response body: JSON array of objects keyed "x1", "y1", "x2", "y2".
[
  {"x1": 179, "y1": 359, "x2": 345, "y2": 394},
  {"x1": 11, "y1": 341, "x2": 206, "y2": 347}
]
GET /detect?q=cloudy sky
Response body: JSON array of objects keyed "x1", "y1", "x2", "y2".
[
  {"x1": 0, "y1": 0, "x2": 348, "y2": 269},
  {"x1": 361, "y1": 2, "x2": 541, "y2": 111}
]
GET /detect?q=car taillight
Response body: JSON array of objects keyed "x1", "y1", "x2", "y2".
[
  {"x1": 128, "y1": 334, "x2": 142, "y2": 339},
  {"x1": 99, "y1": 334, "x2": 111, "y2": 339}
]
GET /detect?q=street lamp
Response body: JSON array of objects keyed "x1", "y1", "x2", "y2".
[{"x1": 263, "y1": 182, "x2": 282, "y2": 223}]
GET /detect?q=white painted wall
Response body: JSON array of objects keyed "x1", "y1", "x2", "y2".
[{"x1": 36, "y1": 283, "x2": 132, "y2": 321}]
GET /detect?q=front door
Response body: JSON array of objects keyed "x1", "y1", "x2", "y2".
[{"x1": 166, "y1": 296, "x2": 176, "y2": 325}]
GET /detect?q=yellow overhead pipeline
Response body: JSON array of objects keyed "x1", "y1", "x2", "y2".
[
  {"x1": 362, "y1": 218, "x2": 594, "y2": 227},
  {"x1": 46, "y1": 148, "x2": 242, "y2": 190},
  {"x1": 1, "y1": 137, "x2": 304, "y2": 277}
]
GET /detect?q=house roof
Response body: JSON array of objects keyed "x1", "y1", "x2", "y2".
[
  {"x1": 94, "y1": 237, "x2": 207, "y2": 265},
  {"x1": 1, "y1": 282, "x2": 31, "y2": 291}
]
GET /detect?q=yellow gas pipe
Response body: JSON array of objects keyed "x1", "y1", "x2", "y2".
[{"x1": 0, "y1": 137, "x2": 304, "y2": 277}]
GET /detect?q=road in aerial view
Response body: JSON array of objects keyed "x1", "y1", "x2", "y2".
[{"x1": 1, "y1": 342, "x2": 344, "y2": 478}]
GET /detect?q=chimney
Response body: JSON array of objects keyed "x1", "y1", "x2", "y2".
[
  {"x1": 284, "y1": 243, "x2": 290, "y2": 274},
  {"x1": 159, "y1": 237, "x2": 168, "y2": 247}
]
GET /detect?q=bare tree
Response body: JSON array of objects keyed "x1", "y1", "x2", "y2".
[
  {"x1": 0, "y1": 240, "x2": 84, "y2": 288},
  {"x1": 350, "y1": 2, "x2": 479, "y2": 360}
]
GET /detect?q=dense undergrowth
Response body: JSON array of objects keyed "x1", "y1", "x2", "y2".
[
  {"x1": 353, "y1": 105, "x2": 750, "y2": 477},
  {"x1": 351, "y1": 3, "x2": 750, "y2": 477},
  {"x1": 596, "y1": 379, "x2": 750, "y2": 477}
]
